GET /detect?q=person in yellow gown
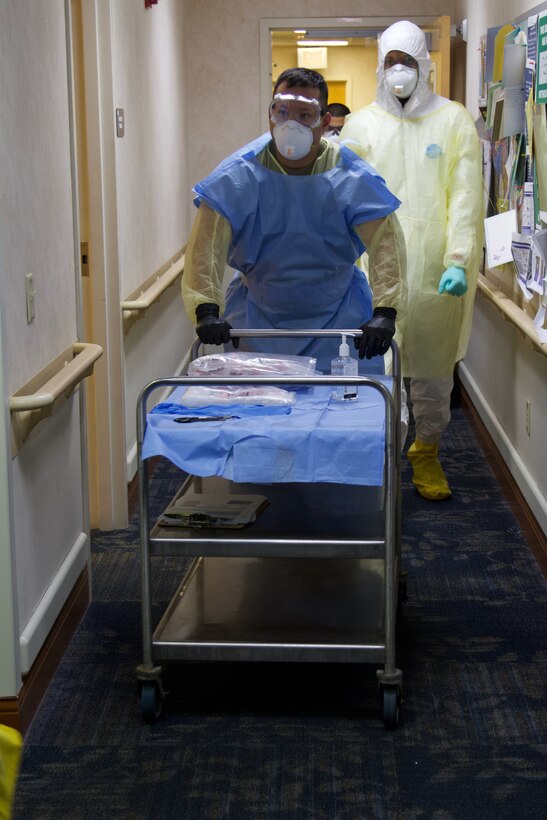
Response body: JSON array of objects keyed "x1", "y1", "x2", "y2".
[{"x1": 341, "y1": 21, "x2": 483, "y2": 500}]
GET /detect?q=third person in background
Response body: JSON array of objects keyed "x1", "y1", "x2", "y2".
[
  {"x1": 324, "y1": 103, "x2": 351, "y2": 141},
  {"x1": 341, "y1": 20, "x2": 483, "y2": 501}
]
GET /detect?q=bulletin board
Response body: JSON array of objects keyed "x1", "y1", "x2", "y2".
[{"x1": 479, "y1": 2, "x2": 547, "y2": 348}]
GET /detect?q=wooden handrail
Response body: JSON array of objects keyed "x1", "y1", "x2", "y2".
[
  {"x1": 477, "y1": 274, "x2": 547, "y2": 356},
  {"x1": 121, "y1": 249, "x2": 185, "y2": 332},
  {"x1": 10, "y1": 342, "x2": 103, "y2": 452}
]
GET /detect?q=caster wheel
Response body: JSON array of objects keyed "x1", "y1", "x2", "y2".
[
  {"x1": 140, "y1": 681, "x2": 163, "y2": 724},
  {"x1": 380, "y1": 684, "x2": 401, "y2": 730}
]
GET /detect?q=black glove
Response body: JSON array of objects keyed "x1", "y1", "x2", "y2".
[
  {"x1": 195, "y1": 303, "x2": 239, "y2": 348},
  {"x1": 355, "y1": 307, "x2": 396, "y2": 359}
]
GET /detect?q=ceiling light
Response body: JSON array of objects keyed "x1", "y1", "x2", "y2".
[
  {"x1": 297, "y1": 39, "x2": 349, "y2": 47},
  {"x1": 293, "y1": 29, "x2": 307, "y2": 34}
]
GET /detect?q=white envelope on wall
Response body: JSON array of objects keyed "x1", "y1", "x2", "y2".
[{"x1": 484, "y1": 209, "x2": 518, "y2": 268}]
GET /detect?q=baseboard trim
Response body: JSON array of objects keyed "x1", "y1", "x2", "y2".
[
  {"x1": 0, "y1": 565, "x2": 89, "y2": 733},
  {"x1": 457, "y1": 364, "x2": 547, "y2": 574},
  {"x1": 19, "y1": 532, "x2": 89, "y2": 674}
]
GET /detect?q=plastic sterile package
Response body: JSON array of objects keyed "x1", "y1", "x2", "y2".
[
  {"x1": 187, "y1": 351, "x2": 317, "y2": 378},
  {"x1": 181, "y1": 385, "x2": 296, "y2": 407}
]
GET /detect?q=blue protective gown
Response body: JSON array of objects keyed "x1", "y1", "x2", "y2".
[{"x1": 192, "y1": 134, "x2": 401, "y2": 374}]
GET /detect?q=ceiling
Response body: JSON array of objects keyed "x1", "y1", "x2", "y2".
[{"x1": 272, "y1": 28, "x2": 435, "y2": 50}]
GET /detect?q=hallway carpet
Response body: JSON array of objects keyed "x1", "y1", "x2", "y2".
[{"x1": 12, "y1": 405, "x2": 547, "y2": 819}]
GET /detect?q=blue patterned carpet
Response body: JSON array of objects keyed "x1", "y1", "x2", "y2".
[{"x1": 13, "y1": 405, "x2": 547, "y2": 819}]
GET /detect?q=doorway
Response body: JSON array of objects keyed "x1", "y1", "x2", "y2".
[{"x1": 261, "y1": 16, "x2": 451, "y2": 125}]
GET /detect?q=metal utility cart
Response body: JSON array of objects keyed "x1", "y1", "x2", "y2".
[{"x1": 135, "y1": 330, "x2": 405, "y2": 728}]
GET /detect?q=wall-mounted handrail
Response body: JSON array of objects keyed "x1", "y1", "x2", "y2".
[
  {"x1": 121, "y1": 249, "x2": 185, "y2": 333},
  {"x1": 9, "y1": 342, "x2": 103, "y2": 452},
  {"x1": 477, "y1": 274, "x2": 547, "y2": 356}
]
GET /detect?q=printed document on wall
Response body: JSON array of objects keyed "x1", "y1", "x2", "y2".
[
  {"x1": 535, "y1": 13, "x2": 547, "y2": 103},
  {"x1": 484, "y1": 209, "x2": 518, "y2": 268}
]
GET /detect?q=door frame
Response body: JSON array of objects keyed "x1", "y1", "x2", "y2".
[
  {"x1": 260, "y1": 15, "x2": 448, "y2": 129},
  {"x1": 71, "y1": 0, "x2": 128, "y2": 529}
]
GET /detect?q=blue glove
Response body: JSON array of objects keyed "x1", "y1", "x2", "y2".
[{"x1": 438, "y1": 267, "x2": 467, "y2": 297}]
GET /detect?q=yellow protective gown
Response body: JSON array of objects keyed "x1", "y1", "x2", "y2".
[
  {"x1": 0, "y1": 724, "x2": 22, "y2": 819},
  {"x1": 341, "y1": 27, "x2": 483, "y2": 379}
]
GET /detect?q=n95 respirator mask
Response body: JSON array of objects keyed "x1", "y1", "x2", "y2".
[
  {"x1": 272, "y1": 120, "x2": 313, "y2": 160},
  {"x1": 385, "y1": 65, "x2": 418, "y2": 99}
]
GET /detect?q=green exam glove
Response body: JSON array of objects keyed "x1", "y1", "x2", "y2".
[{"x1": 438, "y1": 267, "x2": 467, "y2": 297}]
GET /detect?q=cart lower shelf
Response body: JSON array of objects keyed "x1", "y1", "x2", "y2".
[{"x1": 153, "y1": 555, "x2": 387, "y2": 663}]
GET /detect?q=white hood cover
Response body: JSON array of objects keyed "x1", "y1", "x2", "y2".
[{"x1": 376, "y1": 21, "x2": 438, "y2": 117}]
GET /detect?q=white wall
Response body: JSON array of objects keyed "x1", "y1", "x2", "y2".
[
  {"x1": 0, "y1": 2, "x2": 78, "y2": 389},
  {"x1": 0, "y1": 0, "x2": 88, "y2": 687},
  {"x1": 108, "y1": 0, "x2": 193, "y2": 471},
  {"x1": 461, "y1": 301, "x2": 547, "y2": 531},
  {"x1": 112, "y1": 0, "x2": 191, "y2": 294},
  {"x1": 462, "y1": 0, "x2": 547, "y2": 533},
  {"x1": 0, "y1": 308, "x2": 19, "y2": 694}
]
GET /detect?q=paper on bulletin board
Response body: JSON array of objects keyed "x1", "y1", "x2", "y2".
[
  {"x1": 535, "y1": 12, "x2": 547, "y2": 103},
  {"x1": 527, "y1": 15, "x2": 538, "y2": 67},
  {"x1": 484, "y1": 209, "x2": 518, "y2": 268},
  {"x1": 486, "y1": 81, "x2": 503, "y2": 129},
  {"x1": 525, "y1": 16, "x2": 538, "y2": 111},
  {"x1": 530, "y1": 229, "x2": 547, "y2": 343},
  {"x1": 503, "y1": 42, "x2": 526, "y2": 88},
  {"x1": 493, "y1": 24, "x2": 517, "y2": 82},
  {"x1": 502, "y1": 85, "x2": 526, "y2": 136},
  {"x1": 533, "y1": 302, "x2": 547, "y2": 342},
  {"x1": 532, "y1": 103, "x2": 547, "y2": 212},
  {"x1": 530, "y1": 228, "x2": 547, "y2": 295},
  {"x1": 481, "y1": 140, "x2": 492, "y2": 218},
  {"x1": 479, "y1": 34, "x2": 488, "y2": 102},
  {"x1": 511, "y1": 233, "x2": 534, "y2": 297},
  {"x1": 522, "y1": 181, "x2": 535, "y2": 233},
  {"x1": 485, "y1": 26, "x2": 501, "y2": 85},
  {"x1": 526, "y1": 87, "x2": 535, "y2": 143}
]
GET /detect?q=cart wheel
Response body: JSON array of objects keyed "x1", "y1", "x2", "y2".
[
  {"x1": 140, "y1": 681, "x2": 163, "y2": 724},
  {"x1": 380, "y1": 684, "x2": 401, "y2": 730}
]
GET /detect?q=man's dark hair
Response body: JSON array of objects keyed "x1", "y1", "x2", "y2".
[
  {"x1": 273, "y1": 68, "x2": 328, "y2": 114},
  {"x1": 327, "y1": 102, "x2": 351, "y2": 117}
]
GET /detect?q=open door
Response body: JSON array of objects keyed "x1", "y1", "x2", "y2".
[
  {"x1": 264, "y1": 15, "x2": 453, "y2": 119},
  {"x1": 427, "y1": 15, "x2": 451, "y2": 98}
]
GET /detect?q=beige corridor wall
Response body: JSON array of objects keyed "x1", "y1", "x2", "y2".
[
  {"x1": 462, "y1": 0, "x2": 547, "y2": 532},
  {"x1": 107, "y1": 0, "x2": 194, "y2": 473},
  {"x1": 0, "y1": 0, "x2": 88, "y2": 680},
  {"x1": 182, "y1": 0, "x2": 456, "y2": 189},
  {"x1": 112, "y1": 0, "x2": 190, "y2": 298}
]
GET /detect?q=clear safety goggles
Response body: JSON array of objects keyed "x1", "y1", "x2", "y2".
[{"x1": 269, "y1": 93, "x2": 322, "y2": 128}]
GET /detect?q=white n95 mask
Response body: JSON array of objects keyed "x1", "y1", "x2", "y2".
[
  {"x1": 273, "y1": 120, "x2": 313, "y2": 160},
  {"x1": 385, "y1": 65, "x2": 418, "y2": 99}
]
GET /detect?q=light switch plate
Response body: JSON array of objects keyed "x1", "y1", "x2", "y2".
[
  {"x1": 116, "y1": 107, "x2": 125, "y2": 137},
  {"x1": 25, "y1": 272, "x2": 35, "y2": 323}
]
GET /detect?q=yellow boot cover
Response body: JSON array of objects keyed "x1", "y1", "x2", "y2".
[
  {"x1": 0, "y1": 724, "x2": 23, "y2": 820},
  {"x1": 407, "y1": 440, "x2": 451, "y2": 500}
]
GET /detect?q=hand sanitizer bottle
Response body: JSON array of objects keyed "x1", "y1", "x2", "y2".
[{"x1": 331, "y1": 334, "x2": 358, "y2": 401}]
